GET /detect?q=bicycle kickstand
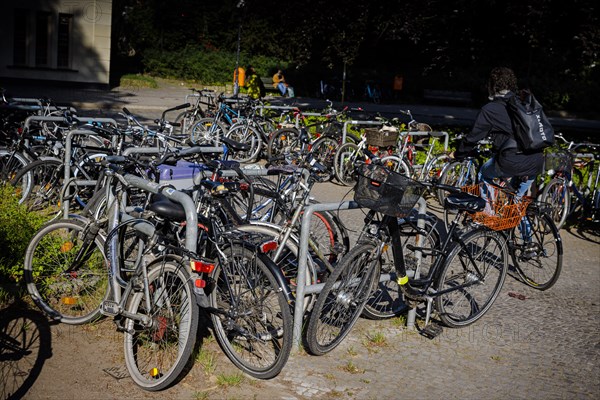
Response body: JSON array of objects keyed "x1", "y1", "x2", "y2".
[{"x1": 420, "y1": 296, "x2": 444, "y2": 339}]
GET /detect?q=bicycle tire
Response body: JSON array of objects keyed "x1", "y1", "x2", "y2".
[
  {"x1": 361, "y1": 212, "x2": 445, "y2": 320},
  {"x1": 225, "y1": 123, "x2": 262, "y2": 163},
  {"x1": 209, "y1": 242, "x2": 293, "y2": 379},
  {"x1": 310, "y1": 135, "x2": 338, "y2": 181},
  {"x1": 0, "y1": 148, "x2": 29, "y2": 183},
  {"x1": 190, "y1": 118, "x2": 227, "y2": 146},
  {"x1": 511, "y1": 210, "x2": 563, "y2": 290},
  {"x1": 11, "y1": 158, "x2": 63, "y2": 215},
  {"x1": 380, "y1": 155, "x2": 414, "y2": 178},
  {"x1": 334, "y1": 142, "x2": 364, "y2": 186},
  {"x1": 540, "y1": 177, "x2": 570, "y2": 229},
  {"x1": 123, "y1": 257, "x2": 198, "y2": 391},
  {"x1": 305, "y1": 242, "x2": 380, "y2": 355},
  {"x1": 23, "y1": 219, "x2": 109, "y2": 324},
  {"x1": 437, "y1": 160, "x2": 478, "y2": 204},
  {"x1": 266, "y1": 127, "x2": 302, "y2": 161},
  {"x1": 435, "y1": 228, "x2": 508, "y2": 328}
]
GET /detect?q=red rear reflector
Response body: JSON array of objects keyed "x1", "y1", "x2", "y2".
[
  {"x1": 194, "y1": 279, "x2": 206, "y2": 288},
  {"x1": 190, "y1": 260, "x2": 215, "y2": 273},
  {"x1": 260, "y1": 240, "x2": 278, "y2": 253}
]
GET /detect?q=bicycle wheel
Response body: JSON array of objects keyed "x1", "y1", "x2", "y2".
[
  {"x1": 435, "y1": 228, "x2": 508, "y2": 328},
  {"x1": 305, "y1": 243, "x2": 380, "y2": 355},
  {"x1": 437, "y1": 160, "x2": 478, "y2": 204},
  {"x1": 361, "y1": 212, "x2": 444, "y2": 320},
  {"x1": 225, "y1": 123, "x2": 262, "y2": 163},
  {"x1": 123, "y1": 257, "x2": 198, "y2": 391},
  {"x1": 423, "y1": 153, "x2": 452, "y2": 181},
  {"x1": 174, "y1": 109, "x2": 202, "y2": 136},
  {"x1": 23, "y1": 219, "x2": 109, "y2": 324},
  {"x1": 334, "y1": 142, "x2": 364, "y2": 186},
  {"x1": 209, "y1": 242, "x2": 293, "y2": 379},
  {"x1": 190, "y1": 118, "x2": 227, "y2": 145},
  {"x1": 511, "y1": 210, "x2": 563, "y2": 290},
  {"x1": 380, "y1": 155, "x2": 414, "y2": 178},
  {"x1": 540, "y1": 177, "x2": 570, "y2": 229},
  {"x1": 266, "y1": 127, "x2": 302, "y2": 161},
  {"x1": 11, "y1": 158, "x2": 63, "y2": 215},
  {"x1": 310, "y1": 135, "x2": 338, "y2": 181},
  {"x1": 0, "y1": 148, "x2": 29, "y2": 183}
]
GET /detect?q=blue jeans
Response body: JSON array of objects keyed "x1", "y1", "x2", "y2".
[
  {"x1": 479, "y1": 157, "x2": 534, "y2": 240},
  {"x1": 277, "y1": 82, "x2": 287, "y2": 96}
]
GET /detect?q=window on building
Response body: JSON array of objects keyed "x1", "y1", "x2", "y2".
[
  {"x1": 13, "y1": 9, "x2": 28, "y2": 66},
  {"x1": 57, "y1": 14, "x2": 73, "y2": 68},
  {"x1": 35, "y1": 11, "x2": 51, "y2": 66}
]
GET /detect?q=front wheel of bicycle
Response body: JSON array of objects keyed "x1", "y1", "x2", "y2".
[
  {"x1": 435, "y1": 228, "x2": 508, "y2": 328},
  {"x1": 209, "y1": 242, "x2": 293, "y2": 379},
  {"x1": 511, "y1": 209, "x2": 563, "y2": 290},
  {"x1": 225, "y1": 123, "x2": 263, "y2": 163},
  {"x1": 23, "y1": 219, "x2": 109, "y2": 324},
  {"x1": 123, "y1": 257, "x2": 198, "y2": 391},
  {"x1": 305, "y1": 243, "x2": 380, "y2": 355},
  {"x1": 380, "y1": 155, "x2": 414, "y2": 178}
]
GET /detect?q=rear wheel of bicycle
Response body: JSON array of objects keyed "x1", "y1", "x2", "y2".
[
  {"x1": 123, "y1": 257, "x2": 198, "y2": 391},
  {"x1": 23, "y1": 219, "x2": 109, "y2": 324},
  {"x1": 437, "y1": 160, "x2": 478, "y2": 205},
  {"x1": 334, "y1": 142, "x2": 365, "y2": 186},
  {"x1": 435, "y1": 228, "x2": 508, "y2": 328},
  {"x1": 209, "y1": 243, "x2": 293, "y2": 379},
  {"x1": 0, "y1": 148, "x2": 29, "y2": 183},
  {"x1": 225, "y1": 123, "x2": 263, "y2": 163},
  {"x1": 310, "y1": 135, "x2": 339, "y2": 181},
  {"x1": 266, "y1": 127, "x2": 302, "y2": 161},
  {"x1": 380, "y1": 155, "x2": 414, "y2": 178},
  {"x1": 11, "y1": 158, "x2": 64, "y2": 216},
  {"x1": 305, "y1": 243, "x2": 380, "y2": 355},
  {"x1": 175, "y1": 110, "x2": 202, "y2": 136},
  {"x1": 511, "y1": 210, "x2": 563, "y2": 290},
  {"x1": 540, "y1": 177, "x2": 570, "y2": 229},
  {"x1": 190, "y1": 118, "x2": 227, "y2": 146}
]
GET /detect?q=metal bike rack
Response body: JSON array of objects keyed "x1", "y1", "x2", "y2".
[{"x1": 293, "y1": 197, "x2": 428, "y2": 348}]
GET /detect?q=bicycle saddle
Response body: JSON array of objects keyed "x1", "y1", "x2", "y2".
[{"x1": 444, "y1": 192, "x2": 486, "y2": 213}]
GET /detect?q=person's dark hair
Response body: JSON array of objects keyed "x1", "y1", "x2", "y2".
[{"x1": 487, "y1": 67, "x2": 518, "y2": 96}]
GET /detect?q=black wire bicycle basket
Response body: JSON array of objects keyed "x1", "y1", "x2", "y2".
[
  {"x1": 544, "y1": 149, "x2": 572, "y2": 173},
  {"x1": 354, "y1": 163, "x2": 426, "y2": 217}
]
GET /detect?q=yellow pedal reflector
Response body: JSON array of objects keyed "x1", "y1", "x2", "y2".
[
  {"x1": 62, "y1": 297, "x2": 77, "y2": 305},
  {"x1": 150, "y1": 368, "x2": 159, "y2": 377},
  {"x1": 396, "y1": 275, "x2": 409, "y2": 285},
  {"x1": 60, "y1": 242, "x2": 74, "y2": 252}
]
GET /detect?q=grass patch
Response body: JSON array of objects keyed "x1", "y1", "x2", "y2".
[
  {"x1": 364, "y1": 331, "x2": 388, "y2": 347},
  {"x1": 340, "y1": 360, "x2": 365, "y2": 374},
  {"x1": 216, "y1": 372, "x2": 245, "y2": 387},
  {"x1": 196, "y1": 349, "x2": 217, "y2": 375},
  {"x1": 119, "y1": 74, "x2": 158, "y2": 89}
]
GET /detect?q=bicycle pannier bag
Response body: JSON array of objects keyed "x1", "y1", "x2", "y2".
[{"x1": 506, "y1": 91, "x2": 554, "y2": 152}]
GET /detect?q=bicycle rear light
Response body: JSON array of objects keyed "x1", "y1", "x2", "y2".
[
  {"x1": 190, "y1": 260, "x2": 215, "y2": 273},
  {"x1": 194, "y1": 279, "x2": 207, "y2": 288}
]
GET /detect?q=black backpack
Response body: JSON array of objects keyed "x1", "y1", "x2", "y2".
[{"x1": 506, "y1": 91, "x2": 555, "y2": 152}]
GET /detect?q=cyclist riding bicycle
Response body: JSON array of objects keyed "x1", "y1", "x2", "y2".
[{"x1": 452, "y1": 67, "x2": 545, "y2": 199}]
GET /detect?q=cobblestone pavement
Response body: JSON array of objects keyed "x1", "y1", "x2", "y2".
[{"x1": 15, "y1": 182, "x2": 600, "y2": 400}]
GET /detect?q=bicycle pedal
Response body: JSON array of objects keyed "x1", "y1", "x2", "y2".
[
  {"x1": 420, "y1": 323, "x2": 443, "y2": 339},
  {"x1": 100, "y1": 300, "x2": 121, "y2": 316}
]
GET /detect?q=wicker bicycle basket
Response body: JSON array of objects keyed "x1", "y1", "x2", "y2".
[
  {"x1": 364, "y1": 128, "x2": 399, "y2": 147},
  {"x1": 354, "y1": 163, "x2": 426, "y2": 217},
  {"x1": 461, "y1": 183, "x2": 532, "y2": 231}
]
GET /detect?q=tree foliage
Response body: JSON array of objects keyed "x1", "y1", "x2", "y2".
[{"x1": 113, "y1": 0, "x2": 599, "y2": 113}]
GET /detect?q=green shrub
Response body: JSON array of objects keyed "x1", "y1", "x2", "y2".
[
  {"x1": 119, "y1": 74, "x2": 158, "y2": 88},
  {"x1": 0, "y1": 185, "x2": 45, "y2": 283}
]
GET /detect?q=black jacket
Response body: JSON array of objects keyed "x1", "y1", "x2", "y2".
[{"x1": 455, "y1": 92, "x2": 544, "y2": 177}]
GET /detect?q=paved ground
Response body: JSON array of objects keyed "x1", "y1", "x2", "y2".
[{"x1": 2, "y1": 80, "x2": 599, "y2": 399}]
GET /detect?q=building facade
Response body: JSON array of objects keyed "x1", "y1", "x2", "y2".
[{"x1": 0, "y1": 0, "x2": 112, "y2": 86}]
